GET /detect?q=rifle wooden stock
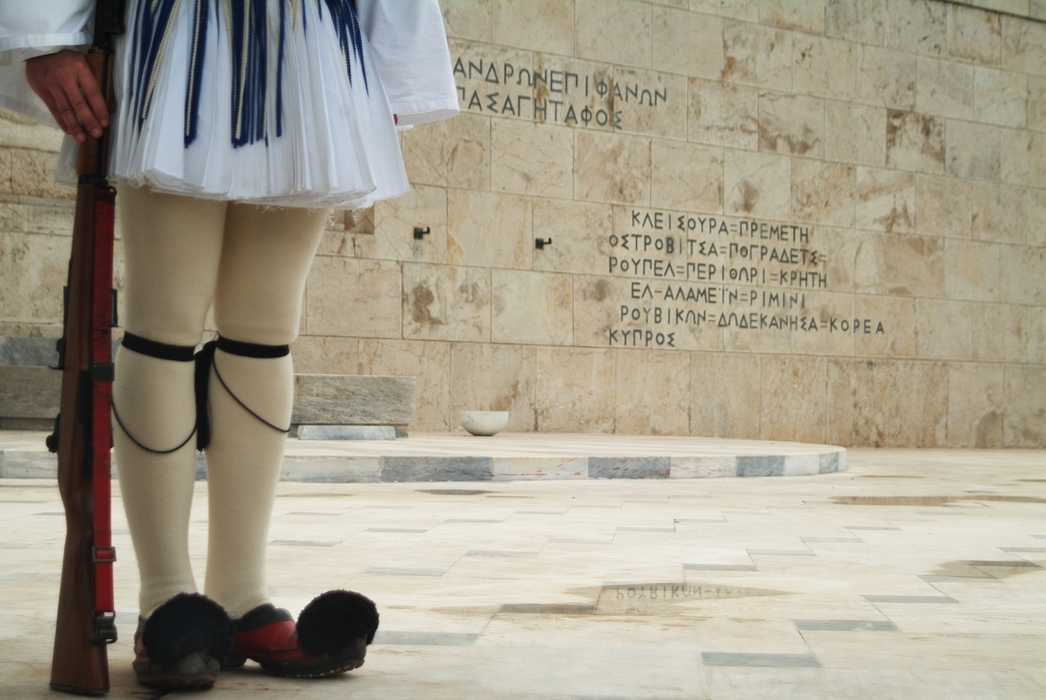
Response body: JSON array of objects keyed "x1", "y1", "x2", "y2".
[{"x1": 49, "y1": 48, "x2": 117, "y2": 697}]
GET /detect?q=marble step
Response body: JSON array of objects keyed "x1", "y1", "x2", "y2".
[
  {"x1": 0, "y1": 366, "x2": 415, "y2": 430},
  {"x1": 0, "y1": 431, "x2": 846, "y2": 481}
]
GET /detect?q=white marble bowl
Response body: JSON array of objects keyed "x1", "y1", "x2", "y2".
[{"x1": 459, "y1": 411, "x2": 509, "y2": 436}]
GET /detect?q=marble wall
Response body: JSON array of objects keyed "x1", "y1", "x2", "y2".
[{"x1": 1, "y1": 0, "x2": 1044, "y2": 447}]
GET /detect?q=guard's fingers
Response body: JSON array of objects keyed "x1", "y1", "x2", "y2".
[
  {"x1": 35, "y1": 90, "x2": 68, "y2": 135},
  {"x1": 50, "y1": 89, "x2": 87, "y2": 142},
  {"x1": 58, "y1": 73, "x2": 102, "y2": 139},
  {"x1": 76, "y1": 61, "x2": 109, "y2": 128}
]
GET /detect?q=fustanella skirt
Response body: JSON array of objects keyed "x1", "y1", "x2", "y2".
[{"x1": 59, "y1": 0, "x2": 410, "y2": 209}]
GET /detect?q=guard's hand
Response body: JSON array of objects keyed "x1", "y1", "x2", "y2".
[{"x1": 25, "y1": 50, "x2": 109, "y2": 143}]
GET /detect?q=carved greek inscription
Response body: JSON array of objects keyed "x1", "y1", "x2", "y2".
[
  {"x1": 602, "y1": 208, "x2": 887, "y2": 346},
  {"x1": 596, "y1": 581, "x2": 785, "y2": 613},
  {"x1": 452, "y1": 53, "x2": 669, "y2": 130}
]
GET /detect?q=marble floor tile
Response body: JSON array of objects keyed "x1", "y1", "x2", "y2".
[
  {"x1": 373, "y1": 631, "x2": 479, "y2": 646},
  {"x1": 803, "y1": 631, "x2": 1046, "y2": 671},
  {"x1": 863, "y1": 594, "x2": 958, "y2": 603},
  {"x1": 0, "y1": 448, "x2": 1044, "y2": 698},
  {"x1": 702, "y1": 652, "x2": 820, "y2": 668},
  {"x1": 793, "y1": 619, "x2": 896, "y2": 632}
]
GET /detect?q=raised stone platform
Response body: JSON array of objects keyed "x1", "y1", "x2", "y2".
[
  {"x1": 292, "y1": 374, "x2": 414, "y2": 428},
  {"x1": 0, "y1": 431, "x2": 845, "y2": 481},
  {"x1": 0, "y1": 366, "x2": 415, "y2": 431}
]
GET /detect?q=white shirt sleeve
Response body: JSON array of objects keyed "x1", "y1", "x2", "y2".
[
  {"x1": 0, "y1": 1, "x2": 94, "y2": 127},
  {"x1": 353, "y1": 0, "x2": 459, "y2": 126}
]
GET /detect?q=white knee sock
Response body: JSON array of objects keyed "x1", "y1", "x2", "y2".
[
  {"x1": 202, "y1": 350, "x2": 295, "y2": 619},
  {"x1": 113, "y1": 345, "x2": 200, "y2": 616}
]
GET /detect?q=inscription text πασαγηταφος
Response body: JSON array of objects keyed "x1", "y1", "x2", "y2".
[{"x1": 453, "y1": 54, "x2": 670, "y2": 130}]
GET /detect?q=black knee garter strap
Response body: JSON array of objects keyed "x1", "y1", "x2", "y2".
[
  {"x1": 113, "y1": 332, "x2": 198, "y2": 454},
  {"x1": 194, "y1": 336, "x2": 291, "y2": 450},
  {"x1": 115, "y1": 332, "x2": 291, "y2": 453}
]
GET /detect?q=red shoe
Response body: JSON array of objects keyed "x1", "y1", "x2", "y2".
[
  {"x1": 132, "y1": 593, "x2": 232, "y2": 690},
  {"x1": 227, "y1": 591, "x2": 378, "y2": 679}
]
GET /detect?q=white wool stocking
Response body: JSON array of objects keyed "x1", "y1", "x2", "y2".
[
  {"x1": 112, "y1": 347, "x2": 201, "y2": 614},
  {"x1": 113, "y1": 185, "x2": 326, "y2": 618},
  {"x1": 203, "y1": 203, "x2": 327, "y2": 618},
  {"x1": 201, "y1": 350, "x2": 293, "y2": 618}
]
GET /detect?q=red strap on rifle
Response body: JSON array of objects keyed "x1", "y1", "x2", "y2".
[{"x1": 90, "y1": 187, "x2": 116, "y2": 616}]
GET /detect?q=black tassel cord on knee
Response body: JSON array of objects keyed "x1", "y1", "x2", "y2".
[
  {"x1": 194, "y1": 335, "x2": 292, "y2": 450},
  {"x1": 114, "y1": 332, "x2": 291, "y2": 453}
]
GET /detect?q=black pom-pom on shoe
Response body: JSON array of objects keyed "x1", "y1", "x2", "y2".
[
  {"x1": 296, "y1": 590, "x2": 379, "y2": 656},
  {"x1": 142, "y1": 593, "x2": 235, "y2": 665}
]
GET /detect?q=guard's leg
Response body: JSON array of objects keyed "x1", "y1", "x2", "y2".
[
  {"x1": 201, "y1": 203, "x2": 328, "y2": 618},
  {"x1": 113, "y1": 186, "x2": 225, "y2": 616},
  {"x1": 201, "y1": 204, "x2": 380, "y2": 677}
]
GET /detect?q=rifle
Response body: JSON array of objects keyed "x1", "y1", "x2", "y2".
[{"x1": 46, "y1": 1, "x2": 126, "y2": 695}]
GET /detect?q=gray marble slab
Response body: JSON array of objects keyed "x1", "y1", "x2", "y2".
[
  {"x1": 366, "y1": 567, "x2": 447, "y2": 577},
  {"x1": 296, "y1": 425, "x2": 397, "y2": 440},
  {"x1": 801, "y1": 537, "x2": 863, "y2": 543},
  {"x1": 702, "y1": 652, "x2": 821, "y2": 668},
  {"x1": 1000, "y1": 547, "x2": 1046, "y2": 553},
  {"x1": 748, "y1": 549, "x2": 816, "y2": 556},
  {"x1": 919, "y1": 575, "x2": 1004, "y2": 583},
  {"x1": 372, "y1": 631, "x2": 478, "y2": 646},
  {"x1": 793, "y1": 619, "x2": 897, "y2": 631},
  {"x1": 862, "y1": 595, "x2": 958, "y2": 603},
  {"x1": 1, "y1": 573, "x2": 60, "y2": 582},
  {"x1": 819, "y1": 452, "x2": 841, "y2": 473},
  {"x1": 683, "y1": 564, "x2": 757, "y2": 571},
  {"x1": 588, "y1": 457, "x2": 671, "y2": 479},
  {"x1": 292, "y1": 374, "x2": 414, "y2": 425},
  {"x1": 0, "y1": 336, "x2": 59, "y2": 367},
  {"x1": 572, "y1": 697, "x2": 686, "y2": 700},
  {"x1": 0, "y1": 449, "x2": 57, "y2": 478},
  {"x1": 966, "y1": 559, "x2": 1040, "y2": 567},
  {"x1": 366, "y1": 528, "x2": 429, "y2": 533},
  {"x1": 847, "y1": 526, "x2": 901, "y2": 531},
  {"x1": 114, "y1": 612, "x2": 140, "y2": 626},
  {"x1": 268, "y1": 540, "x2": 339, "y2": 547},
  {"x1": 736, "y1": 455, "x2": 785, "y2": 477},
  {"x1": 280, "y1": 455, "x2": 382, "y2": 483},
  {"x1": 382, "y1": 457, "x2": 492, "y2": 482},
  {"x1": 498, "y1": 603, "x2": 596, "y2": 614},
  {"x1": 466, "y1": 550, "x2": 539, "y2": 557},
  {"x1": 1, "y1": 369, "x2": 416, "y2": 429},
  {"x1": 572, "y1": 697, "x2": 687, "y2": 700},
  {"x1": 0, "y1": 366, "x2": 60, "y2": 419}
]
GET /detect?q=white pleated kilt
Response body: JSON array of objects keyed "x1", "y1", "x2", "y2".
[{"x1": 61, "y1": 0, "x2": 409, "y2": 209}]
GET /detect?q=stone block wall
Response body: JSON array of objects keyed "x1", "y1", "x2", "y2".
[{"x1": 1, "y1": 0, "x2": 1044, "y2": 446}]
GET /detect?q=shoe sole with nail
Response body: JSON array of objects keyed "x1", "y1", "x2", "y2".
[
  {"x1": 134, "y1": 651, "x2": 220, "y2": 690},
  {"x1": 258, "y1": 649, "x2": 365, "y2": 679}
]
